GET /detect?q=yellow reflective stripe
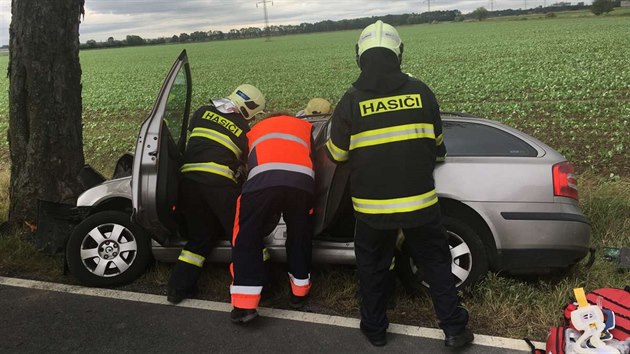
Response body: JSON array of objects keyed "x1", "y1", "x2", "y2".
[
  {"x1": 395, "y1": 229, "x2": 405, "y2": 250},
  {"x1": 190, "y1": 127, "x2": 242, "y2": 158},
  {"x1": 178, "y1": 250, "x2": 206, "y2": 268},
  {"x1": 349, "y1": 124, "x2": 435, "y2": 150},
  {"x1": 389, "y1": 256, "x2": 396, "y2": 271},
  {"x1": 436, "y1": 155, "x2": 446, "y2": 162},
  {"x1": 263, "y1": 248, "x2": 270, "y2": 262},
  {"x1": 436, "y1": 133, "x2": 443, "y2": 146},
  {"x1": 325, "y1": 139, "x2": 349, "y2": 162},
  {"x1": 352, "y1": 189, "x2": 438, "y2": 214},
  {"x1": 180, "y1": 162, "x2": 237, "y2": 183}
]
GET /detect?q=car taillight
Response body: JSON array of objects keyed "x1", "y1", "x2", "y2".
[{"x1": 553, "y1": 161, "x2": 578, "y2": 200}]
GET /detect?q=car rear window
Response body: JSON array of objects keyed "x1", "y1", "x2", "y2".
[{"x1": 443, "y1": 121, "x2": 538, "y2": 157}]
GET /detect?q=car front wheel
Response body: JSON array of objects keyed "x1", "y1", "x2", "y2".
[
  {"x1": 395, "y1": 216, "x2": 488, "y2": 294},
  {"x1": 66, "y1": 211, "x2": 151, "y2": 287}
]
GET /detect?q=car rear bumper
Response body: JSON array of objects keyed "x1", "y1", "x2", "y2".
[
  {"x1": 466, "y1": 201, "x2": 591, "y2": 271},
  {"x1": 498, "y1": 248, "x2": 590, "y2": 273}
]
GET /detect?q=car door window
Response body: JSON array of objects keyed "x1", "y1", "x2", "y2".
[
  {"x1": 163, "y1": 69, "x2": 189, "y2": 151},
  {"x1": 443, "y1": 121, "x2": 537, "y2": 157}
]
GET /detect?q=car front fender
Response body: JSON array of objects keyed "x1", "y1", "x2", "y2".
[{"x1": 77, "y1": 177, "x2": 132, "y2": 208}]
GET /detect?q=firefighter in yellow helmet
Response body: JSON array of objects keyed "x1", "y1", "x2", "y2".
[
  {"x1": 325, "y1": 21, "x2": 473, "y2": 347},
  {"x1": 296, "y1": 97, "x2": 333, "y2": 117},
  {"x1": 167, "y1": 84, "x2": 265, "y2": 304}
]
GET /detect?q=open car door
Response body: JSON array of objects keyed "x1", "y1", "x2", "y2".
[
  {"x1": 132, "y1": 50, "x2": 192, "y2": 244},
  {"x1": 312, "y1": 118, "x2": 352, "y2": 236}
]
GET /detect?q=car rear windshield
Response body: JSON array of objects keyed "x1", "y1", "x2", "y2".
[{"x1": 443, "y1": 121, "x2": 538, "y2": 157}]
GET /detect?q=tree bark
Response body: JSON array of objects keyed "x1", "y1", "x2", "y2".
[{"x1": 8, "y1": 0, "x2": 85, "y2": 224}]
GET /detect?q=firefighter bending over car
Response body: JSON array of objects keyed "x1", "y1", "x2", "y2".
[
  {"x1": 230, "y1": 114, "x2": 315, "y2": 323},
  {"x1": 166, "y1": 84, "x2": 266, "y2": 304},
  {"x1": 325, "y1": 21, "x2": 474, "y2": 348}
]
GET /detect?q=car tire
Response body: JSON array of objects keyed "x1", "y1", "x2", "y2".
[
  {"x1": 395, "y1": 216, "x2": 488, "y2": 294},
  {"x1": 66, "y1": 211, "x2": 151, "y2": 287}
]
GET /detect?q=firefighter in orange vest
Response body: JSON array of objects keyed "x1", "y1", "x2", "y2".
[
  {"x1": 230, "y1": 114, "x2": 315, "y2": 323},
  {"x1": 166, "y1": 84, "x2": 265, "y2": 304},
  {"x1": 325, "y1": 21, "x2": 473, "y2": 347}
]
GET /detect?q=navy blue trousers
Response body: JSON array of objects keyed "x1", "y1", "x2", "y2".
[
  {"x1": 232, "y1": 187, "x2": 313, "y2": 288},
  {"x1": 168, "y1": 178, "x2": 239, "y2": 293},
  {"x1": 355, "y1": 215, "x2": 469, "y2": 337}
]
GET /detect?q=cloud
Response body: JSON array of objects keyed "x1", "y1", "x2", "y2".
[{"x1": 0, "y1": 0, "x2": 591, "y2": 46}]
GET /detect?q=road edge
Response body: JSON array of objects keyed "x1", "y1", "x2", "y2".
[{"x1": 0, "y1": 276, "x2": 542, "y2": 351}]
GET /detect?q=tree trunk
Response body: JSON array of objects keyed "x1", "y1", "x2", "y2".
[{"x1": 8, "y1": 0, "x2": 85, "y2": 225}]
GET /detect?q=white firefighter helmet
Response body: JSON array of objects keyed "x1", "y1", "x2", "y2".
[
  {"x1": 228, "y1": 84, "x2": 266, "y2": 120},
  {"x1": 356, "y1": 20, "x2": 404, "y2": 63}
]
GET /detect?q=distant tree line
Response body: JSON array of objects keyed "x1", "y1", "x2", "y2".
[{"x1": 79, "y1": 2, "x2": 619, "y2": 50}]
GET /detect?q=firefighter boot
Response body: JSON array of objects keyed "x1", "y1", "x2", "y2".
[
  {"x1": 289, "y1": 290, "x2": 308, "y2": 310},
  {"x1": 444, "y1": 328, "x2": 474, "y2": 348},
  {"x1": 231, "y1": 307, "x2": 259, "y2": 323}
]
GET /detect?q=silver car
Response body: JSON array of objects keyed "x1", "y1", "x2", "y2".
[{"x1": 62, "y1": 51, "x2": 591, "y2": 290}]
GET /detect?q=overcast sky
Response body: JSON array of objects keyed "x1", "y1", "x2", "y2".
[{"x1": 0, "y1": 0, "x2": 589, "y2": 46}]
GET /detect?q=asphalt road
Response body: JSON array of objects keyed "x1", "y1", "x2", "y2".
[{"x1": 0, "y1": 280, "x2": 530, "y2": 353}]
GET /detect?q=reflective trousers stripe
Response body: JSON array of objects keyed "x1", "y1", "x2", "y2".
[
  {"x1": 289, "y1": 273, "x2": 311, "y2": 297},
  {"x1": 349, "y1": 123, "x2": 435, "y2": 150},
  {"x1": 436, "y1": 133, "x2": 443, "y2": 146},
  {"x1": 352, "y1": 189, "x2": 438, "y2": 214},
  {"x1": 250, "y1": 133, "x2": 308, "y2": 150},
  {"x1": 230, "y1": 285, "x2": 263, "y2": 309},
  {"x1": 325, "y1": 139, "x2": 349, "y2": 162},
  {"x1": 178, "y1": 250, "x2": 206, "y2": 268},
  {"x1": 180, "y1": 162, "x2": 237, "y2": 183},
  {"x1": 247, "y1": 163, "x2": 315, "y2": 180},
  {"x1": 230, "y1": 285, "x2": 264, "y2": 295},
  {"x1": 190, "y1": 127, "x2": 242, "y2": 158},
  {"x1": 263, "y1": 248, "x2": 271, "y2": 262}
]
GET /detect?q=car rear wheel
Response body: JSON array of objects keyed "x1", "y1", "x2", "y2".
[
  {"x1": 66, "y1": 211, "x2": 151, "y2": 287},
  {"x1": 395, "y1": 216, "x2": 488, "y2": 294}
]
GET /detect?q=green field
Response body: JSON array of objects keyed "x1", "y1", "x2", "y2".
[{"x1": 0, "y1": 13, "x2": 628, "y2": 176}]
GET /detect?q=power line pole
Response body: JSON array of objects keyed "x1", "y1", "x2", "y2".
[
  {"x1": 256, "y1": 0, "x2": 273, "y2": 42},
  {"x1": 421, "y1": 0, "x2": 431, "y2": 12},
  {"x1": 490, "y1": 0, "x2": 494, "y2": 11}
]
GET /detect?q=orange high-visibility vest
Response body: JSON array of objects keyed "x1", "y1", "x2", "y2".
[{"x1": 242, "y1": 115, "x2": 314, "y2": 194}]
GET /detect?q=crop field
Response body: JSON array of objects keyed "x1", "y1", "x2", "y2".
[{"x1": 0, "y1": 12, "x2": 628, "y2": 177}]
